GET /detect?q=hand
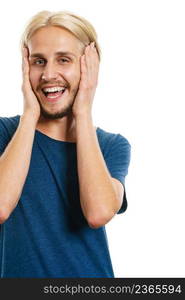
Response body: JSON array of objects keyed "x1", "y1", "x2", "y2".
[
  {"x1": 72, "y1": 42, "x2": 99, "y2": 118},
  {"x1": 21, "y1": 47, "x2": 40, "y2": 123}
]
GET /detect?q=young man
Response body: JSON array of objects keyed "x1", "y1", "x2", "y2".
[{"x1": 0, "y1": 11, "x2": 131, "y2": 278}]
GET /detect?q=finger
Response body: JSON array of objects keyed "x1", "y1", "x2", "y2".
[
  {"x1": 22, "y1": 47, "x2": 32, "y2": 91},
  {"x1": 22, "y1": 47, "x2": 27, "y2": 67},
  {"x1": 84, "y1": 44, "x2": 93, "y2": 68},
  {"x1": 79, "y1": 55, "x2": 88, "y2": 88},
  {"x1": 91, "y1": 43, "x2": 100, "y2": 66},
  {"x1": 83, "y1": 45, "x2": 90, "y2": 67},
  {"x1": 83, "y1": 44, "x2": 94, "y2": 82},
  {"x1": 80, "y1": 55, "x2": 86, "y2": 72},
  {"x1": 90, "y1": 43, "x2": 100, "y2": 71},
  {"x1": 21, "y1": 47, "x2": 25, "y2": 73},
  {"x1": 87, "y1": 43, "x2": 99, "y2": 68},
  {"x1": 22, "y1": 47, "x2": 30, "y2": 79},
  {"x1": 85, "y1": 43, "x2": 99, "y2": 83}
]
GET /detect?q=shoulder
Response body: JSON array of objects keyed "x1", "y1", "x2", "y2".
[
  {"x1": 0, "y1": 114, "x2": 20, "y2": 129},
  {"x1": 96, "y1": 126, "x2": 131, "y2": 154},
  {"x1": 0, "y1": 115, "x2": 20, "y2": 138},
  {"x1": 0, "y1": 115, "x2": 20, "y2": 154}
]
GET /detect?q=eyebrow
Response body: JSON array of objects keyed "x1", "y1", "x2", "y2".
[{"x1": 30, "y1": 51, "x2": 76, "y2": 58}]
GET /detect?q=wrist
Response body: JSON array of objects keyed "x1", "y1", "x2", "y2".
[
  {"x1": 74, "y1": 109, "x2": 92, "y2": 121},
  {"x1": 21, "y1": 112, "x2": 38, "y2": 127},
  {"x1": 75, "y1": 113, "x2": 94, "y2": 129}
]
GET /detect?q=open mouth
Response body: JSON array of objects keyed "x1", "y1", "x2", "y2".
[{"x1": 41, "y1": 87, "x2": 67, "y2": 102}]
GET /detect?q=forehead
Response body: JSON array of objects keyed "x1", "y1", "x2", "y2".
[{"x1": 28, "y1": 26, "x2": 83, "y2": 55}]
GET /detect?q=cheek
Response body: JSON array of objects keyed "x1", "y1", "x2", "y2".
[
  {"x1": 29, "y1": 68, "x2": 40, "y2": 88},
  {"x1": 65, "y1": 64, "x2": 81, "y2": 85}
]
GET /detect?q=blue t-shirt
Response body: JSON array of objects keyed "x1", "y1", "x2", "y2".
[{"x1": 0, "y1": 115, "x2": 131, "y2": 278}]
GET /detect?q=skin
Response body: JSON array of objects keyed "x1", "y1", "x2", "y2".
[
  {"x1": 0, "y1": 23, "x2": 124, "y2": 228},
  {"x1": 21, "y1": 25, "x2": 124, "y2": 228},
  {"x1": 23, "y1": 26, "x2": 99, "y2": 142}
]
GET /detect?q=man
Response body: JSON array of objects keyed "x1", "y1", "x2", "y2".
[{"x1": 0, "y1": 11, "x2": 131, "y2": 278}]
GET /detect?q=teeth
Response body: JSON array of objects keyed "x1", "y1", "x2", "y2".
[
  {"x1": 43, "y1": 86, "x2": 65, "y2": 93},
  {"x1": 47, "y1": 94, "x2": 60, "y2": 99}
]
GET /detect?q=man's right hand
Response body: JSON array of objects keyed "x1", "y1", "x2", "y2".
[{"x1": 21, "y1": 47, "x2": 40, "y2": 123}]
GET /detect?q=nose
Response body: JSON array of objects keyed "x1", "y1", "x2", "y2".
[{"x1": 41, "y1": 61, "x2": 60, "y2": 81}]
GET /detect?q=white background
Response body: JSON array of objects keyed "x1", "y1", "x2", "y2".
[{"x1": 0, "y1": 0, "x2": 185, "y2": 277}]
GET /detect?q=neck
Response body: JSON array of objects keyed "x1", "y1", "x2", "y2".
[{"x1": 36, "y1": 112, "x2": 76, "y2": 142}]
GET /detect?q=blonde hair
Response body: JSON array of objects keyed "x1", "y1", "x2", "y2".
[{"x1": 20, "y1": 10, "x2": 101, "y2": 60}]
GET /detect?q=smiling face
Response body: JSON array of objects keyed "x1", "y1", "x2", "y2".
[{"x1": 27, "y1": 26, "x2": 84, "y2": 119}]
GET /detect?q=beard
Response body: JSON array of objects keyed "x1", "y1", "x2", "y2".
[
  {"x1": 38, "y1": 101, "x2": 73, "y2": 120},
  {"x1": 37, "y1": 87, "x2": 78, "y2": 120}
]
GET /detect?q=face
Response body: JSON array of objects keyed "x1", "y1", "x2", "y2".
[{"x1": 27, "y1": 26, "x2": 84, "y2": 120}]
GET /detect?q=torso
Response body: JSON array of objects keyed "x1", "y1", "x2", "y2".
[{"x1": 35, "y1": 126, "x2": 97, "y2": 143}]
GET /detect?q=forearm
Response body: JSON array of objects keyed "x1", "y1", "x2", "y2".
[
  {"x1": 76, "y1": 114, "x2": 117, "y2": 228},
  {"x1": 0, "y1": 113, "x2": 37, "y2": 222}
]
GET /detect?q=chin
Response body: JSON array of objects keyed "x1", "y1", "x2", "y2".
[{"x1": 39, "y1": 103, "x2": 73, "y2": 120}]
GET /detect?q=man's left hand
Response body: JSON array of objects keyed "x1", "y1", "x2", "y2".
[{"x1": 72, "y1": 42, "x2": 100, "y2": 118}]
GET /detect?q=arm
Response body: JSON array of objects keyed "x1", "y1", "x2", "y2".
[
  {"x1": 0, "y1": 47, "x2": 40, "y2": 224},
  {"x1": 76, "y1": 114, "x2": 124, "y2": 229},
  {"x1": 73, "y1": 43, "x2": 123, "y2": 229},
  {"x1": 0, "y1": 115, "x2": 37, "y2": 223}
]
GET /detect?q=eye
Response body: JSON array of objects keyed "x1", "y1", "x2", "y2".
[
  {"x1": 34, "y1": 59, "x2": 45, "y2": 65},
  {"x1": 59, "y1": 58, "x2": 70, "y2": 63}
]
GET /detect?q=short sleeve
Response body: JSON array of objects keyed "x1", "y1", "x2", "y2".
[
  {"x1": 0, "y1": 117, "x2": 10, "y2": 155},
  {"x1": 0, "y1": 116, "x2": 20, "y2": 155},
  {"x1": 104, "y1": 134, "x2": 131, "y2": 214}
]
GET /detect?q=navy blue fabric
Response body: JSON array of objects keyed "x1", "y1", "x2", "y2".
[{"x1": 0, "y1": 115, "x2": 131, "y2": 278}]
